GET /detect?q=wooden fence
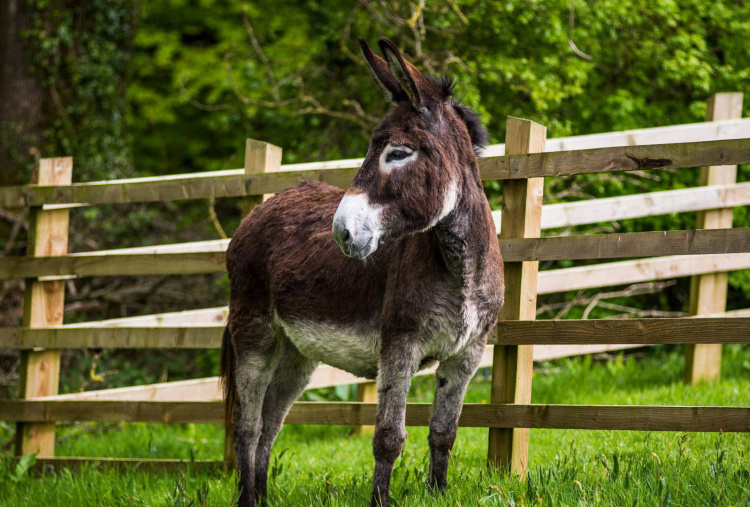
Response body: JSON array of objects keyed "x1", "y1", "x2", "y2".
[{"x1": 1, "y1": 93, "x2": 749, "y2": 473}]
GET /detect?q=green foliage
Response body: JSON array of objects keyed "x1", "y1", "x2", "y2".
[
  {"x1": 23, "y1": 0, "x2": 135, "y2": 181},
  {"x1": 9, "y1": 453, "x2": 36, "y2": 483},
  {"x1": 127, "y1": 0, "x2": 750, "y2": 166}
]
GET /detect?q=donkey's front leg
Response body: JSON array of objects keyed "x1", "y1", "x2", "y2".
[
  {"x1": 428, "y1": 340, "x2": 484, "y2": 492},
  {"x1": 370, "y1": 344, "x2": 420, "y2": 507}
]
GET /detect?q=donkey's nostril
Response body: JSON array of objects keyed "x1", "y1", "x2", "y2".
[{"x1": 332, "y1": 220, "x2": 352, "y2": 248}]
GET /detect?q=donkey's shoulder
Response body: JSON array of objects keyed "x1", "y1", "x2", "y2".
[{"x1": 227, "y1": 180, "x2": 343, "y2": 266}]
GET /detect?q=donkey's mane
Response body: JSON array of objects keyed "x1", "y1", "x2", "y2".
[{"x1": 426, "y1": 74, "x2": 488, "y2": 155}]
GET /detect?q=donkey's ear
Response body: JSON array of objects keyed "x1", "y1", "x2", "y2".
[
  {"x1": 359, "y1": 38, "x2": 403, "y2": 105},
  {"x1": 377, "y1": 37, "x2": 425, "y2": 113}
]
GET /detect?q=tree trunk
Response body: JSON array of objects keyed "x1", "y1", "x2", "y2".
[{"x1": 0, "y1": 0, "x2": 45, "y2": 187}]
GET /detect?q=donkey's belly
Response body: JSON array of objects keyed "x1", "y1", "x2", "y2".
[{"x1": 278, "y1": 319, "x2": 380, "y2": 379}]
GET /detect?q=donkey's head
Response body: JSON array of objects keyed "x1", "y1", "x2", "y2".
[{"x1": 333, "y1": 37, "x2": 487, "y2": 259}]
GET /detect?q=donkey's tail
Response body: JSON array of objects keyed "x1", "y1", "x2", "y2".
[{"x1": 220, "y1": 324, "x2": 236, "y2": 431}]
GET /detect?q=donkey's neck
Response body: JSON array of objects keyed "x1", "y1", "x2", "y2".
[{"x1": 434, "y1": 177, "x2": 496, "y2": 285}]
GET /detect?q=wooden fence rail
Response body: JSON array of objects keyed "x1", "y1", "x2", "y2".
[
  {"x1": 2, "y1": 401, "x2": 748, "y2": 433},
  {"x1": 3, "y1": 317, "x2": 748, "y2": 350},
  {"x1": 3, "y1": 138, "x2": 750, "y2": 208}
]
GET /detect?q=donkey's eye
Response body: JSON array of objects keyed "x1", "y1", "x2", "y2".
[{"x1": 386, "y1": 150, "x2": 411, "y2": 163}]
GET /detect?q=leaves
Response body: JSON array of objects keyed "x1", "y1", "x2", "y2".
[{"x1": 10, "y1": 452, "x2": 37, "y2": 483}]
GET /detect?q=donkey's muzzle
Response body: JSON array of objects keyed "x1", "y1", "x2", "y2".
[
  {"x1": 332, "y1": 218, "x2": 374, "y2": 259},
  {"x1": 332, "y1": 192, "x2": 382, "y2": 259}
]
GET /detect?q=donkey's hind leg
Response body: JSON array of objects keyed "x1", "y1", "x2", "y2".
[
  {"x1": 254, "y1": 335, "x2": 318, "y2": 503},
  {"x1": 232, "y1": 317, "x2": 279, "y2": 507}
]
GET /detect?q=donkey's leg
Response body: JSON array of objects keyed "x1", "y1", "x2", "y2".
[
  {"x1": 428, "y1": 340, "x2": 484, "y2": 492},
  {"x1": 370, "y1": 344, "x2": 421, "y2": 507},
  {"x1": 254, "y1": 337, "x2": 318, "y2": 503},
  {"x1": 232, "y1": 318, "x2": 279, "y2": 507}
]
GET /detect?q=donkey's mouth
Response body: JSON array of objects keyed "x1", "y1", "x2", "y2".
[
  {"x1": 336, "y1": 233, "x2": 377, "y2": 259},
  {"x1": 332, "y1": 192, "x2": 383, "y2": 259}
]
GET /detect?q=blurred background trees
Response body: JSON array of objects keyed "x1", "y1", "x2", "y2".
[{"x1": 1, "y1": 0, "x2": 749, "y2": 392}]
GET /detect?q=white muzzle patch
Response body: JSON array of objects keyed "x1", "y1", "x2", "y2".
[{"x1": 332, "y1": 193, "x2": 384, "y2": 259}]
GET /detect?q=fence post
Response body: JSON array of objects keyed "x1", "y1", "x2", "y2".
[
  {"x1": 241, "y1": 138, "x2": 283, "y2": 219},
  {"x1": 353, "y1": 381, "x2": 377, "y2": 435},
  {"x1": 15, "y1": 157, "x2": 73, "y2": 458},
  {"x1": 225, "y1": 139, "x2": 283, "y2": 469},
  {"x1": 685, "y1": 92, "x2": 744, "y2": 384},
  {"x1": 487, "y1": 117, "x2": 546, "y2": 475}
]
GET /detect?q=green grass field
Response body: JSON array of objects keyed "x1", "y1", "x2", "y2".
[{"x1": 2, "y1": 345, "x2": 749, "y2": 506}]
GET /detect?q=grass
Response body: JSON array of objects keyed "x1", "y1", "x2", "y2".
[{"x1": 1, "y1": 344, "x2": 749, "y2": 506}]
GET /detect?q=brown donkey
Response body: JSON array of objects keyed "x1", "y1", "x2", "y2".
[{"x1": 222, "y1": 37, "x2": 504, "y2": 507}]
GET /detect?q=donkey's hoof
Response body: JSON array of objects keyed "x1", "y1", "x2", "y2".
[{"x1": 428, "y1": 478, "x2": 448, "y2": 495}]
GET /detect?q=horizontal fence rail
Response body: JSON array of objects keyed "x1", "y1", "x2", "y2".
[
  {"x1": 534, "y1": 181, "x2": 750, "y2": 231},
  {"x1": 538, "y1": 252, "x2": 750, "y2": 294},
  {"x1": 0, "y1": 252, "x2": 227, "y2": 279},
  {"x1": 3, "y1": 228, "x2": 748, "y2": 279},
  {"x1": 478, "y1": 138, "x2": 750, "y2": 180},
  {"x1": 491, "y1": 317, "x2": 750, "y2": 345},
  {"x1": 501, "y1": 228, "x2": 750, "y2": 261},
  {"x1": 3, "y1": 317, "x2": 749, "y2": 350},
  {"x1": 0, "y1": 326, "x2": 220, "y2": 349},
  {"x1": 3, "y1": 138, "x2": 750, "y2": 208},
  {"x1": 2, "y1": 400, "x2": 748, "y2": 432}
]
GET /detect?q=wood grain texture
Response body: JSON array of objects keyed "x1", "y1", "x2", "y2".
[
  {"x1": 3, "y1": 401, "x2": 748, "y2": 432},
  {"x1": 34, "y1": 377, "x2": 223, "y2": 402},
  {"x1": 538, "y1": 118, "x2": 750, "y2": 154},
  {"x1": 0, "y1": 251, "x2": 227, "y2": 279},
  {"x1": 3, "y1": 317, "x2": 749, "y2": 351},
  {"x1": 538, "y1": 253, "x2": 750, "y2": 294},
  {"x1": 0, "y1": 326, "x2": 223, "y2": 349},
  {"x1": 16, "y1": 157, "x2": 72, "y2": 458},
  {"x1": 60, "y1": 306, "x2": 228, "y2": 328},
  {"x1": 3, "y1": 138, "x2": 750, "y2": 208},
  {"x1": 67, "y1": 239, "x2": 230, "y2": 256},
  {"x1": 489, "y1": 117, "x2": 546, "y2": 474},
  {"x1": 499, "y1": 228, "x2": 750, "y2": 261},
  {"x1": 242, "y1": 139, "x2": 282, "y2": 218},
  {"x1": 531, "y1": 182, "x2": 750, "y2": 231},
  {"x1": 479, "y1": 137, "x2": 750, "y2": 181},
  {"x1": 687, "y1": 92, "x2": 743, "y2": 385},
  {"x1": 0, "y1": 167, "x2": 356, "y2": 208},
  {"x1": 492, "y1": 318, "x2": 750, "y2": 345},
  {"x1": 353, "y1": 382, "x2": 378, "y2": 435}
]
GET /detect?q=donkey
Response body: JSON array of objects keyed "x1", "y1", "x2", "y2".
[{"x1": 221, "y1": 37, "x2": 504, "y2": 507}]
